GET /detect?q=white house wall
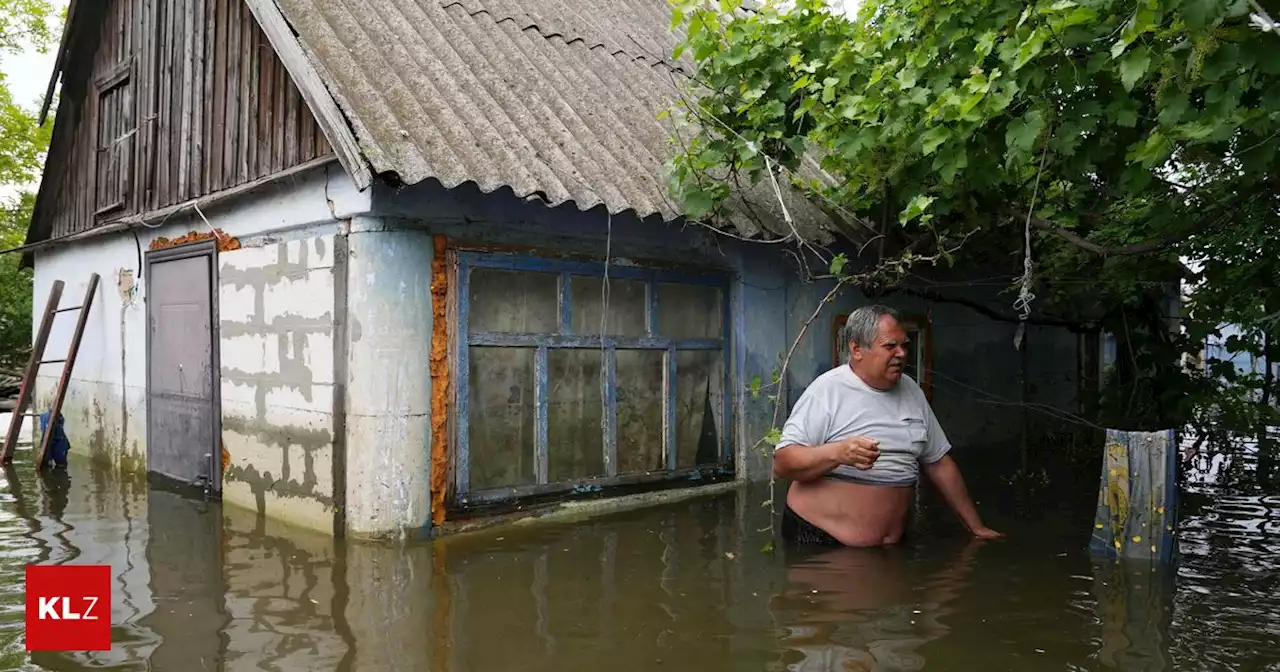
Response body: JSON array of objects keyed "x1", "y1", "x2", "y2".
[
  {"x1": 341, "y1": 221, "x2": 434, "y2": 538},
  {"x1": 29, "y1": 163, "x2": 369, "y2": 533},
  {"x1": 219, "y1": 233, "x2": 343, "y2": 533}
]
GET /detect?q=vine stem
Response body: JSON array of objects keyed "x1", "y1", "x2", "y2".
[{"x1": 755, "y1": 281, "x2": 846, "y2": 548}]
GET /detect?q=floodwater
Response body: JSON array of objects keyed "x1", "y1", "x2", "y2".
[{"x1": 0, "y1": 455, "x2": 1277, "y2": 671}]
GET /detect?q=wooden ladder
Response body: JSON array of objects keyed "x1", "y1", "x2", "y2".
[{"x1": 1, "y1": 273, "x2": 100, "y2": 470}]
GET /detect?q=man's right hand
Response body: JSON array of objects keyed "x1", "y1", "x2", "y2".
[{"x1": 831, "y1": 436, "x2": 880, "y2": 470}]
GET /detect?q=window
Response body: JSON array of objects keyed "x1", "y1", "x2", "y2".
[
  {"x1": 833, "y1": 312, "x2": 932, "y2": 399},
  {"x1": 94, "y1": 57, "x2": 137, "y2": 216},
  {"x1": 453, "y1": 252, "x2": 733, "y2": 507}
]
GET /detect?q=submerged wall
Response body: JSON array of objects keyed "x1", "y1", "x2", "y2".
[
  {"x1": 367, "y1": 180, "x2": 802, "y2": 528},
  {"x1": 219, "y1": 232, "x2": 345, "y2": 533},
  {"x1": 26, "y1": 159, "x2": 1084, "y2": 539},
  {"x1": 28, "y1": 163, "x2": 369, "y2": 534},
  {"x1": 342, "y1": 219, "x2": 434, "y2": 538}
]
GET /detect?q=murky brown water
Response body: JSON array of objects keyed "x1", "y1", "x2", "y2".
[{"x1": 0, "y1": 456, "x2": 1277, "y2": 671}]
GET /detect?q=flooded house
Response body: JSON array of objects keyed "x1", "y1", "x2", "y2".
[{"x1": 9, "y1": 0, "x2": 1089, "y2": 539}]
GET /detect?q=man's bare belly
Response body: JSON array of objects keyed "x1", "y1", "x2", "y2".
[{"x1": 786, "y1": 477, "x2": 914, "y2": 547}]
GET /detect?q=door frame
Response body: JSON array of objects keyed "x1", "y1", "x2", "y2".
[{"x1": 144, "y1": 240, "x2": 222, "y2": 494}]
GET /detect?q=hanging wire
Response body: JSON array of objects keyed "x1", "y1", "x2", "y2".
[
  {"x1": 925, "y1": 366, "x2": 1109, "y2": 432},
  {"x1": 1014, "y1": 143, "x2": 1050, "y2": 322}
]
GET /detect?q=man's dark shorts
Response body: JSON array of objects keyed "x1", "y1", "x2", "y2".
[
  {"x1": 780, "y1": 504, "x2": 913, "y2": 547},
  {"x1": 780, "y1": 504, "x2": 844, "y2": 546}
]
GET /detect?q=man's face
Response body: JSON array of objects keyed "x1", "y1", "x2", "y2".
[{"x1": 849, "y1": 315, "x2": 909, "y2": 390}]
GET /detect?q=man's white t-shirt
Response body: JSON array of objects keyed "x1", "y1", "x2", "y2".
[{"x1": 774, "y1": 365, "x2": 951, "y2": 486}]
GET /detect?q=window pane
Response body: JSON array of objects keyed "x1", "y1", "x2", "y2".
[
  {"x1": 469, "y1": 268, "x2": 559, "y2": 333},
  {"x1": 467, "y1": 346, "x2": 537, "y2": 490},
  {"x1": 548, "y1": 349, "x2": 605, "y2": 481},
  {"x1": 615, "y1": 350, "x2": 664, "y2": 474},
  {"x1": 675, "y1": 350, "x2": 725, "y2": 469},
  {"x1": 657, "y1": 283, "x2": 723, "y2": 339},
  {"x1": 570, "y1": 276, "x2": 646, "y2": 337}
]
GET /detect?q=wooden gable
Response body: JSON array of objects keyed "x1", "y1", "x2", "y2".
[{"x1": 28, "y1": 0, "x2": 335, "y2": 245}]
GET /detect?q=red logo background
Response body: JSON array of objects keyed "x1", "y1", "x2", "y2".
[{"x1": 25, "y1": 564, "x2": 112, "y2": 652}]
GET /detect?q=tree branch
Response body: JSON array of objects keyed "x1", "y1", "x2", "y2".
[
  {"x1": 1030, "y1": 217, "x2": 1191, "y2": 256},
  {"x1": 891, "y1": 285, "x2": 1102, "y2": 332}
]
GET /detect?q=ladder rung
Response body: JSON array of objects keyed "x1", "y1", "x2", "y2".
[
  {"x1": 54, "y1": 305, "x2": 83, "y2": 313},
  {"x1": 39, "y1": 359, "x2": 66, "y2": 365}
]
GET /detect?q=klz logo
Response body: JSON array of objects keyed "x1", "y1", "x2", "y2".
[
  {"x1": 25, "y1": 565, "x2": 112, "y2": 651},
  {"x1": 37, "y1": 596, "x2": 101, "y2": 620}
]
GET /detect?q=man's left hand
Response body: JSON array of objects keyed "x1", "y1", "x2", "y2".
[{"x1": 971, "y1": 526, "x2": 1004, "y2": 540}]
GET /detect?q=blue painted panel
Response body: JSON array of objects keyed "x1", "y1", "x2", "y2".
[
  {"x1": 646, "y1": 280, "x2": 658, "y2": 336},
  {"x1": 558, "y1": 272, "x2": 572, "y2": 335},
  {"x1": 733, "y1": 277, "x2": 747, "y2": 468},
  {"x1": 468, "y1": 332, "x2": 723, "y2": 350},
  {"x1": 453, "y1": 248, "x2": 736, "y2": 507},
  {"x1": 604, "y1": 347, "x2": 618, "y2": 478},
  {"x1": 722, "y1": 282, "x2": 733, "y2": 464},
  {"x1": 666, "y1": 346, "x2": 678, "y2": 471},
  {"x1": 458, "y1": 251, "x2": 730, "y2": 287},
  {"x1": 535, "y1": 346, "x2": 549, "y2": 484}
]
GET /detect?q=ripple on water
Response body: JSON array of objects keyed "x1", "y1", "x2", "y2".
[{"x1": 1169, "y1": 490, "x2": 1280, "y2": 670}]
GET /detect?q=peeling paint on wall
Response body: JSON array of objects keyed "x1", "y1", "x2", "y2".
[
  {"x1": 116, "y1": 268, "x2": 137, "y2": 306},
  {"x1": 429, "y1": 234, "x2": 450, "y2": 526}
]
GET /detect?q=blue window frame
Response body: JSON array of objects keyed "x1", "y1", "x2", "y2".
[{"x1": 453, "y1": 251, "x2": 734, "y2": 507}]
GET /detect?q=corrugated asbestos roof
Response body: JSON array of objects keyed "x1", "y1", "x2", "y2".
[{"x1": 272, "y1": 0, "x2": 854, "y2": 243}]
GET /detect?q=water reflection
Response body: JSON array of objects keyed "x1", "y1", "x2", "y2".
[
  {"x1": 0, "y1": 458, "x2": 1275, "y2": 670},
  {"x1": 772, "y1": 541, "x2": 979, "y2": 671}
]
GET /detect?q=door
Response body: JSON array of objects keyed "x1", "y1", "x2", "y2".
[{"x1": 146, "y1": 243, "x2": 219, "y2": 493}]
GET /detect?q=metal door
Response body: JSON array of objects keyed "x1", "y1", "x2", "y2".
[{"x1": 146, "y1": 243, "x2": 219, "y2": 493}]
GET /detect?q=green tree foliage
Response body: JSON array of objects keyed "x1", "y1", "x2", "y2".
[
  {"x1": 0, "y1": 0, "x2": 57, "y2": 368},
  {"x1": 667, "y1": 0, "x2": 1279, "y2": 461},
  {"x1": 0, "y1": 193, "x2": 34, "y2": 368}
]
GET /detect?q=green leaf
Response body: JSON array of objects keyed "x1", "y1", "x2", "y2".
[
  {"x1": 1181, "y1": 0, "x2": 1222, "y2": 29},
  {"x1": 1157, "y1": 92, "x2": 1189, "y2": 126},
  {"x1": 900, "y1": 194, "x2": 936, "y2": 224},
  {"x1": 750, "y1": 375, "x2": 762, "y2": 399},
  {"x1": 683, "y1": 189, "x2": 716, "y2": 220},
  {"x1": 829, "y1": 253, "x2": 848, "y2": 276},
  {"x1": 764, "y1": 427, "x2": 783, "y2": 446},
  {"x1": 821, "y1": 76, "x2": 840, "y2": 103},
  {"x1": 1119, "y1": 47, "x2": 1152, "y2": 91},
  {"x1": 921, "y1": 125, "x2": 950, "y2": 156},
  {"x1": 1005, "y1": 108, "x2": 1046, "y2": 156}
]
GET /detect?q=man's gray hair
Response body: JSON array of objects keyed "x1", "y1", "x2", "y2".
[{"x1": 841, "y1": 305, "x2": 902, "y2": 356}]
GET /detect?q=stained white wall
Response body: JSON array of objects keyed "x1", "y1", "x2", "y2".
[
  {"x1": 220, "y1": 233, "x2": 343, "y2": 533},
  {"x1": 28, "y1": 162, "x2": 368, "y2": 514},
  {"x1": 343, "y1": 219, "x2": 434, "y2": 538}
]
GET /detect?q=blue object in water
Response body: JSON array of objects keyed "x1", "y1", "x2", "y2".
[
  {"x1": 38, "y1": 411, "x2": 70, "y2": 468},
  {"x1": 1088, "y1": 428, "x2": 1179, "y2": 565}
]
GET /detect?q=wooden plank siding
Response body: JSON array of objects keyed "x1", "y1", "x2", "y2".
[{"x1": 34, "y1": 0, "x2": 333, "y2": 240}]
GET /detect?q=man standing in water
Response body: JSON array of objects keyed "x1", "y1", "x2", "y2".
[{"x1": 773, "y1": 305, "x2": 1003, "y2": 546}]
